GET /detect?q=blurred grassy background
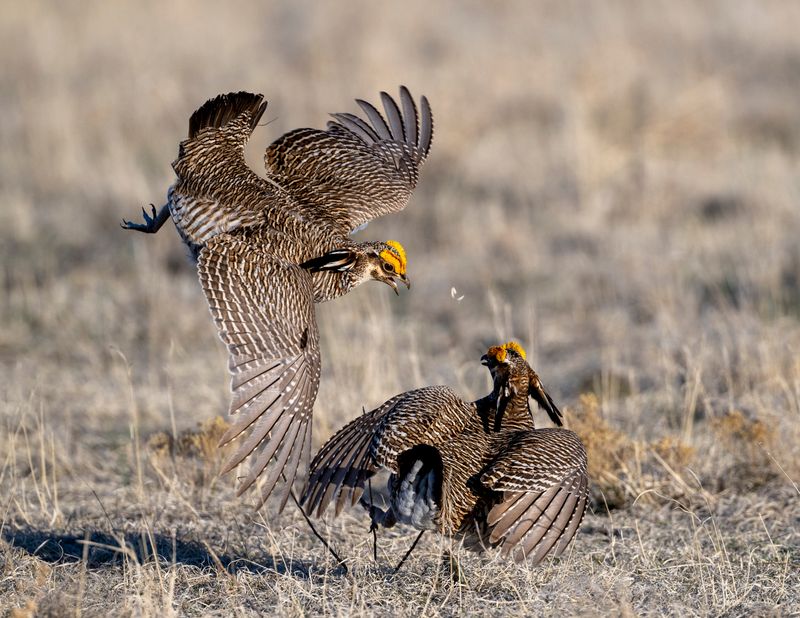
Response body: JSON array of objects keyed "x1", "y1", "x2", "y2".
[{"x1": 1, "y1": 1, "x2": 799, "y2": 615}]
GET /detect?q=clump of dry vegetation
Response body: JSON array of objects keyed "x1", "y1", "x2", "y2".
[
  {"x1": 148, "y1": 416, "x2": 231, "y2": 462},
  {"x1": 147, "y1": 416, "x2": 232, "y2": 490},
  {"x1": 2, "y1": 1, "x2": 800, "y2": 615},
  {"x1": 568, "y1": 393, "x2": 698, "y2": 509},
  {"x1": 567, "y1": 393, "x2": 636, "y2": 508},
  {"x1": 710, "y1": 410, "x2": 779, "y2": 492}
]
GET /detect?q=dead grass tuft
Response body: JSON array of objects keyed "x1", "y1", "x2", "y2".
[
  {"x1": 8, "y1": 600, "x2": 37, "y2": 618},
  {"x1": 568, "y1": 394, "x2": 702, "y2": 509},
  {"x1": 650, "y1": 436, "x2": 695, "y2": 472},
  {"x1": 147, "y1": 416, "x2": 230, "y2": 461},
  {"x1": 710, "y1": 410, "x2": 778, "y2": 491},
  {"x1": 146, "y1": 416, "x2": 232, "y2": 489},
  {"x1": 567, "y1": 394, "x2": 635, "y2": 508}
]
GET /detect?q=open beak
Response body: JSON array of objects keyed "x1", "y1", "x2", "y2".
[
  {"x1": 385, "y1": 274, "x2": 410, "y2": 295},
  {"x1": 480, "y1": 354, "x2": 490, "y2": 366}
]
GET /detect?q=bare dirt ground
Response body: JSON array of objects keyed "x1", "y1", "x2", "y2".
[{"x1": 1, "y1": 1, "x2": 799, "y2": 615}]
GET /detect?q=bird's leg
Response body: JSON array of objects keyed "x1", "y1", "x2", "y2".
[
  {"x1": 288, "y1": 487, "x2": 348, "y2": 573},
  {"x1": 393, "y1": 530, "x2": 425, "y2": 575},
  {"x1": 368, "y1": 477, "x2": 378, "y2": 562},
  {"x1": 121, "y1": 203, "x2": 170, "y2": 233},
  {"x1": 360, "y1": 477, "x2": 398, "y2": 565}
]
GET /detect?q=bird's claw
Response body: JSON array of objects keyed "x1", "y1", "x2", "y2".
[
  {"x1": 141, "y1": 204, "x2": 155, "y2": 226},
  {"x1": 121, "y1": 204, "x2": 162, "y2": 233}
]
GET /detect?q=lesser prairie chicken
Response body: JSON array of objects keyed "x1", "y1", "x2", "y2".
[
  {"x1": 123, "y1": 88, "x2": 432, "y2": 508},
  {"x1": 302, "y1": 342, "x2": 589, "y2": 564}
]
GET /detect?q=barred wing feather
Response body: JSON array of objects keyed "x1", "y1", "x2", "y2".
[
  {"x1": 481, "y1": 429, "x2": 589, "y2": 564},
  {"x1": 198, "y1": 232, "x2": 320, "y2": 510},
  {"x1": 265, "y1": 86, "x2": 433, "y2": 235},
  {"x1": 300, "y1": 387, "x2": 464, "y2": 518},
  {"x1": 169, "y1": 92, "x2": 278, "y2": 249}
]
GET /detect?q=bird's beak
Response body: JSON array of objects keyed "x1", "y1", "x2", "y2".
[
  {"x1": 480, "y1": 354, "x2": 490, "y2": 366},
  {"x1": 384, "y1": 274, "x2": 409, "y2": 295}
]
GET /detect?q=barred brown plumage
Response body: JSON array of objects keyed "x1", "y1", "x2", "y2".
[
  {"x1": 301, "y1": 342, "x2": 589, "y2": 565},
  {"x1": 122, "y1": 87, "x2": 433, "y2": 509}
]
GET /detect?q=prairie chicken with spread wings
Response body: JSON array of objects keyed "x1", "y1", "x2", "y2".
[
  {"x1": 122, "y1": 87, "x2": 433, "y2": 509},
  {"x1": 301, "y1": 342, "x2": 588, "y2": 565}
]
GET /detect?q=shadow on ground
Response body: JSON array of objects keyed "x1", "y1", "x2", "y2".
[{"x1": 1, "y1": 527, "x2": 325, "y2": 577}]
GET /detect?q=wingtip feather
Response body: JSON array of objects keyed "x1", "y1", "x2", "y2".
[
  {"x1": 188, "y1": 91, "x2": 267, "y2": 139},
  {"x1": 380, "y1": 91, "x2": 405, "y2": 141},
  {"x1": 418, "y1": 95, "x2": 433, "y2": 156},
  {"x1": 356, "y1": 98, "x2": 392, "y2": 141}
]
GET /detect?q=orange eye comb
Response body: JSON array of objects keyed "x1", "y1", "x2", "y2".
[{"x1": 380, "y1": 240, "x2": 407, "y2": 275}]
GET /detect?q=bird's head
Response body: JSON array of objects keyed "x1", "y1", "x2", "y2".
[
  {"x1": 481, "y1": 340, "x2": 563, "y2": 427},
  {"x1": 362, "y1": 240, "x2": 410, "y2": 295},
  {"x1": 300, "y1": 239, "x2": 410, "y2": 294},
  {"x1": 480, "y1": 341, "x2": 528, "y2": 381},
  {"x1": 480, "y1": 341, "x2": 530, "y2": 430}
]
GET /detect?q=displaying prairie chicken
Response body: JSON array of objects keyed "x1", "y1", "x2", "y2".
[
  {"x1": 301, "y1": 342, "x2": 589, "y2": 565},
  {"x1": 122, "y1": 87, "x2": 433, "y2": 509}
]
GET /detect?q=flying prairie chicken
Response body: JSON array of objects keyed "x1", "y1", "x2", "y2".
[
  {"x1": 122, "y1": 87, "x2": 433, "y2": 509},
  {"x1": 302, "y1": 342, "x2": 589, "y2": 565}
]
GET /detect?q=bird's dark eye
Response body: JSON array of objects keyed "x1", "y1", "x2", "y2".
[{"x1": 383, "y1": 262, "x2": 395, "y2": 273}]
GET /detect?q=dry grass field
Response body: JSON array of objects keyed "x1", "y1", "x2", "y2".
[{"x1": 2, "y1": 1, "x2": 799, "y2": 615}]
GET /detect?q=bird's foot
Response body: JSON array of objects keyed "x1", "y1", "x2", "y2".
[{"x1": 121, "y1": 203, "x2": 168, "y2": 233}]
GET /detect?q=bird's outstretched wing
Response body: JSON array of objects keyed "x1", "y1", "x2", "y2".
[
  {"x1": 265, "y1": 86, "x2": 433, "y2": 235},
  {"x1": 301, "y1": 386, "x2": 466, "y2": 518},
  {"x1": 197, "y1": 231, "x2": 320, "y2": 510},
  {"x1": 300, "y1": 398, "x2": 397, "y2": 519},
  {"x1": 479, "y1": 429, "x2": 588, "y2": 564},
  {"x1": 169, "y1": 92, "x2": 280, "y2": 250}
]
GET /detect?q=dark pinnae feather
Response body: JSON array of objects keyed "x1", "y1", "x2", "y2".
[
  {"x1": 300, "y1": 250, "x2": 357, "y2": 273},
  {"x1": 542, "y1": 390, "x2": 563, "y2": 427},
  {"x1": 529, "y1": 380, "x2": 563, "y2": 427}
]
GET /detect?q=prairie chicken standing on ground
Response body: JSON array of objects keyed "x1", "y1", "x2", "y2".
[
  {"x1": 122, "y1": 87, "x2": 433, "y2": 508},
  {"x1": 301, "y1": 342, "x2": 588, "y2": 564}
]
